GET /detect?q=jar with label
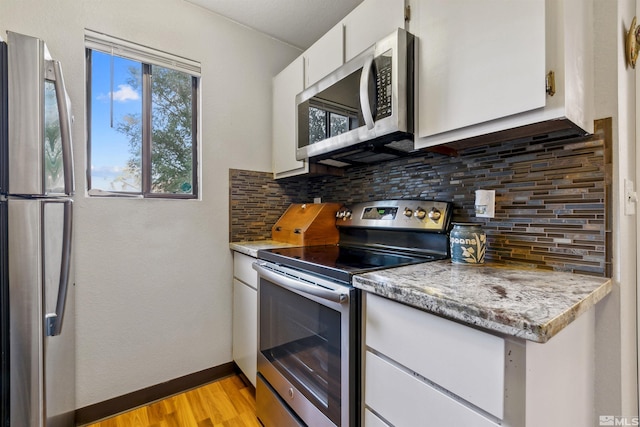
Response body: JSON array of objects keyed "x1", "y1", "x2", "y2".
[{"x1": 450, "y1": 223, "x2": 486, "y2": 265}]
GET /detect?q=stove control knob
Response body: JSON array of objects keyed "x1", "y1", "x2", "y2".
[
  {"x1": 414, "y1": 207, "x2": 427, "y2": 220},
  {"x1": 337, "y1": 209, "x2": 352, "y2": 220},
  {"x1": 428, "y1": 207, "x2": 442, "y2": 222},
  {"x1": 403, "y1": 207, "x2": 413, "y2": 217}
]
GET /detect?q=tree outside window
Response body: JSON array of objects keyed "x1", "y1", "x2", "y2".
[{"x1": 87, "y1": 47, "x2": 198, "y2": 198}]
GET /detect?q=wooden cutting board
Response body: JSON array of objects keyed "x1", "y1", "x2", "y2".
[{"x1": 272, "y1": 203, "x2": 341, "y2": 245}]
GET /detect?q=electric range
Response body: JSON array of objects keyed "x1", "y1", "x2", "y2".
[{"x1": 254, "y1": 200, "x2": 453, "y2": 427}]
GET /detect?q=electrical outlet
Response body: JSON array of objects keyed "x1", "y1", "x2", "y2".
[
  {"x1": 624, "y1": 179, "x2": 637, "y2": 216},
  {"x1": 475, "y1": 189, "x2": 495, "y2": 218}
]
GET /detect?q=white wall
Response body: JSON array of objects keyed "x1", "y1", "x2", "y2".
[
  {"x1": 0, "y1": 0, "x2": 299, "y2": 408},
  {"x1": 594, "y1": 0, "x2": 639, "y2": 419},
  {"x1": 616, "y1": 0, "x2": 640, "y2": 415},
  {"x1": 593, "y1": 0, "x2": 623, "y2": 417}
]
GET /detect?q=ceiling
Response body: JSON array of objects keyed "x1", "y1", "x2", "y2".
[{"x1": 184, "y1": 0, "x2": 364, "y2": 50}]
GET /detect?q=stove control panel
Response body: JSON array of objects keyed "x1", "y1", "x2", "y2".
[{"x1": 336, "y1": 200, "x2": 452, "y2": 232}]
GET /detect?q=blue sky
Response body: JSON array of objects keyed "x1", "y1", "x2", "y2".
[{"x1": 90, "y1": 50, "x2": 142, "y2": 191}]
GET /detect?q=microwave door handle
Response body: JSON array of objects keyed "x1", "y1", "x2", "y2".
[
  {"x1": 359, "y1": 56, "x2": 375, "y2": 130},
  {"x1": 52, "y1": 60, "x2": 75, "y2": 196}
]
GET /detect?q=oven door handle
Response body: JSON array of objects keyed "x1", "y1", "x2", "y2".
[{"x1": 253, "y1": 262, "x2": 349, "y2": 304}]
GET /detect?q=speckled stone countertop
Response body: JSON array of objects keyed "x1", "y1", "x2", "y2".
[
  {"x1": 353, "y1": 260, "x2": 612, "y2": 343},
  {"x1": 229, "y1": 240, "x2": 299, "y2": 258}
]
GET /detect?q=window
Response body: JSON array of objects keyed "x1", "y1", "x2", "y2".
[{"x1": 85, "y1": 31, "x2": 200, "y2": 198}]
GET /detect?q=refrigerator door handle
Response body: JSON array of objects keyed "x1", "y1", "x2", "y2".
[
  {"x1": 51, "y1": 59, "x2": 75, "y2": 196},
  {"x1": 45, "y1": 200, "x2": 72, "y2": 337}
]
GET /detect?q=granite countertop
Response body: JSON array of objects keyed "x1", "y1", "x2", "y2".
[
  {"x1": 353, "y1": 260, "x2": 612, "y2": 343},
  {"x1": 229, "y1": 240, "x2": 299, "y2": 258}
]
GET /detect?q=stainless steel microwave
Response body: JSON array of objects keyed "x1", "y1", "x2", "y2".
[{"x1": 296, "y1": 28, "x2": 414, "y2": 167}]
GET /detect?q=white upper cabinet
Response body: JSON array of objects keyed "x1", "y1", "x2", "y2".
[
  {"x1": 272, "y1": 56, "x2": 307, "y2": 178},
  {"x1": 273, "y1": 0, "x2": 590, "y2": 178},
  {"x1": 541, "y1": 0, "x2": 594, "y2": 133},
  {"x1": 304, "y1": 0, "x2": 406, "y2": 88},
  {"x1": 343, "y1": 0, "x2": 406, "y2": 62},
  {"x1": 413, "y1": 0, "x2": 546, "y2": 144},
  {"x1": 413, "y1": 0, "x2": 594, "y2": 149},
  {"x1": 304, "y1": 23, "x2": 344, "y2": 89},
  {"x1": 273, "y1": 0, "x2": 405, "y2": 179}
]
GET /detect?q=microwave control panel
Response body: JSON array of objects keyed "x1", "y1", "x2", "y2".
[{"x1": 374, "y1": 52, "x2": 393, "y2": 120}]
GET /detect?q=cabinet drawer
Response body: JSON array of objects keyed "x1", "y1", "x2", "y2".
[
  {"x1": 363, "y1": 408, "x2": 389, "y2": 427},
  {"x1": 365, "y1": 293, "x2": 505, "y2": 418},
  {"x1": 365, "y1": 351, "x2": 499, "y2": 427},
  {"x1": 233, "y1": 252, "x2": 257, "y2": 289}
]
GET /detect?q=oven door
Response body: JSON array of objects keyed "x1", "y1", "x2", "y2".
[{"x1": 254, "y1": 261, "x2": 358, "y2": 427}]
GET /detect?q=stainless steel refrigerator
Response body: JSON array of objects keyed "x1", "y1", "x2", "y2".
[{"x1": 0, "y1": 31, "x2": 75, "y2": 427}]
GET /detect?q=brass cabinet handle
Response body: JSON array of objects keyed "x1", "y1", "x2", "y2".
[
  {"x1": 626, "y1": 16, "x2": 640, "y2": 68},
  {"x1": 546, "y1": 71, "x2": 556, "y2": 97}
]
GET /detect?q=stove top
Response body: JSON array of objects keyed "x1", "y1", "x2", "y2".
[
  {"x1": 258, "y1": 244, "x2": 445, "y2": 284},
  {"x1": 258, "y1": 200, "x2": 453, "y2": 284}
]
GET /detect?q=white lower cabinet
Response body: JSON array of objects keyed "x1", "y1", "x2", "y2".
[
  {"x1": 232, "y1": 252, "x2": 257, "y2": 386},
  {"x1": 365, "y1": 351, "x2": 499, "y2": 427},
  {"x1": 362, "y1": 292, "x2": 595, "y2": 427},
  {"x1": 365, "y1": 292, "x2": 505, "y2": 419},
  {"x1": 363, "y1": 408, "x2": 389, "y2": 427}
]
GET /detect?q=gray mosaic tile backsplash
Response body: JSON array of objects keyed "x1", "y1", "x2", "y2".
[
  {"x1": 230, "y1": 121, "x2": 611, "y2": 276},
  {"x1": 229, "y1": 169, "x2": 307, "y2": 242}
]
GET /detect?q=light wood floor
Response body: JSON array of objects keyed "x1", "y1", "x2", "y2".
[{"x1": 85, "y1": 375, "x2": 261, "y2": 427}]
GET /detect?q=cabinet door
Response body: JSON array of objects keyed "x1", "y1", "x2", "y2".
[
  {"x1": 304, "y1": 23, "x2": 344, "y2": 88},
  {"x1": 232, "y1": 279, "x2": 257, "y2": 386},
  {"x1": 343, "y1": 0, "x2": 406, "y2": 62},
  {"x1": 272, "y1": 56, "x2": 307, "y2": 179},
  {"x1": 414, "y1": 0, "x2": 545, "y2": 142}
]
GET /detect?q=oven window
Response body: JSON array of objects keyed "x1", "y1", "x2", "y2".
[{"x1": 259, "y1": 279, "x2": 342, "y2": 425}]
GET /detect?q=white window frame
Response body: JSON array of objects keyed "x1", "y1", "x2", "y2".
[{"x1": 85, "y1": 29, "x2": 201, "y2": 198}]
